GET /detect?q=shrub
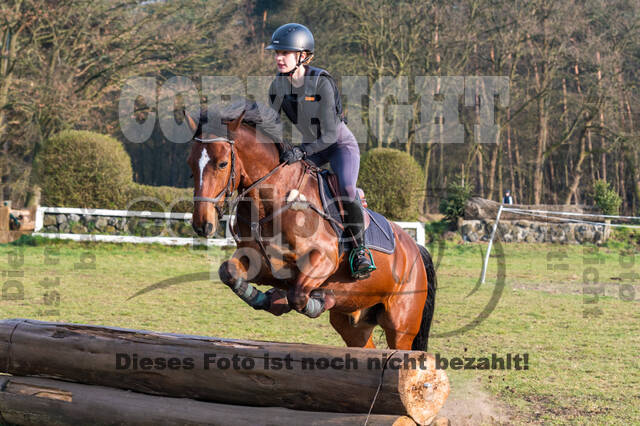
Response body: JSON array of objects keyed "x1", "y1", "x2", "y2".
[
  {"x1": 34, "y1": 130, "x2": 196, "y2": 212},
  {"x1": 125, "y1": 183, "x2": 193, "y2": 213},
  {"x1": 592, "y1": 180, "x2": 621, "y2": 216},
  {"x1": 358, "y1": 148, "x2": 425, "y2": 221},
  {"x1": 35, "y1": 130, "x2": 133, "y2": 209},
  {"x1": 439, "y1": 180, "x2": 473, "y2": 224}
]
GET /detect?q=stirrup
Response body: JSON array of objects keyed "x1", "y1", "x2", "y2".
[{"x1": 349, "y1": 245, "x2": 376, "y2": 279}]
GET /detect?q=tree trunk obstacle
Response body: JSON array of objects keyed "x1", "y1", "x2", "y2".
[
  {"x1": 0, "y1": 319, "x2": 449, "y2": 425},
  {"x1": 0, "y1": 376, "x2": 417, "y2": 426},
  {"x1": 464, "y1": 196, "x2": 601, "y2": 222}
]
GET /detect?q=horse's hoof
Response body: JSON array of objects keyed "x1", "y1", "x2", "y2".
[
  {"x1": 265, "y1": 288, "x2": 291, "y2": 316},
  {"x1": 218, "y1": 262, "x2": 233, "y2": 286},
  {"x1": 287, "y1": 289, "x2": 307, "y2": 312},
  {"x1": 311, "y1": 289, "x2": 335, "y2": 310},
  {"x1": 323, "y1": 294, "x2": 336, "y2": 310}
]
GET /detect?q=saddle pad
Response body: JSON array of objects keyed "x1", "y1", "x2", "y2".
[{"x1": 317, "y1": 170, "x2": 396, "y2": 255}]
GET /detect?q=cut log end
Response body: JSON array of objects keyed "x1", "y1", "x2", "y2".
[
  {"x1": 398, "y1": 354, "x2": 450, "y2": 426},
  {"x1": 392, "y1": 416, "x2": 418, "y2": 426}
]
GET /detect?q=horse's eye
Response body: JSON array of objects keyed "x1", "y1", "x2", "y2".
[{"x1": 219, "y1": 161, "x2": 228, "y2": 169}]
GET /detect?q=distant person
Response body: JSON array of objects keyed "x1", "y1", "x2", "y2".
[{"x1": 503, "y1": 190, "x2": 514, "y2": 205}]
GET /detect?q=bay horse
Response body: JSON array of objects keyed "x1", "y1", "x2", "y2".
[{"x1": 184, "y1": 101, "x2": 436, "y2": 351}]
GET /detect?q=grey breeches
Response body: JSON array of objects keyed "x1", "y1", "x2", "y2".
[{"x1": 305, "y1": 122, "x2": 361, "y2": 201}]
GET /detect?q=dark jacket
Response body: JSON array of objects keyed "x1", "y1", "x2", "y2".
[{"x1": 268, "y1": 66, "x2": 344, "y2": 156}]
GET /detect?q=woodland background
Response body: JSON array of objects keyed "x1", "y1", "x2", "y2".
[{"x1": 1, "y1": 0, "x2": 639, "y2": 214}]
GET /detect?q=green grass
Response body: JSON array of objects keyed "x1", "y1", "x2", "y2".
[{"x1": 0, "y1": 236, "x2": 638, "y2": 424}]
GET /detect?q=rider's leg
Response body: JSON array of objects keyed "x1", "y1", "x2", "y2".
[
  {"x1": 342, "y1": 196, "x2": 375, "y2": 277},
  {"x1": 304, "y1": 144, "x2": 332, "y2": 168},
  {"x1": 329, "y1": 133, "x2": 360, "y2": 201},
  {"x1": 329, "y1": 127, "x2": 375, "y2": 278}
]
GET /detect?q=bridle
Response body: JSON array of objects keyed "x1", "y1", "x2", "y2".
[
  {"x1": 192, "y1": 134, "x2": 288, "y2": 223},
  {"x1": 192, "y1": 136, "x2": 237, "y2": 219}
]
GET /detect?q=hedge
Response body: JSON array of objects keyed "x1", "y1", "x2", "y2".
[
  {"x1": 36, "y1": 130, "x2": 193, "y2": 212},
  {"x1": 125, "y1": 183, "x2": 193, "y2": 213},
  {"x1": 358, "y1": 147, "x2": 425, "y2": 221},
  {"x1": 35, "y1": 130, "x2": 133, "y2": 209}
]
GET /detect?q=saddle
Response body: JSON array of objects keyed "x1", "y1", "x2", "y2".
[
  {"x1": 316, "y1": 169, "x2": 396, "y2": 256},
  {"x1": 322, "y1": 172, "x2": 369, "y2": 229}
]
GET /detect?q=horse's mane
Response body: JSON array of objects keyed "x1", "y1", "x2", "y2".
[{"x1": 194, "y1": 98, "x2": 291, "y2": 154}]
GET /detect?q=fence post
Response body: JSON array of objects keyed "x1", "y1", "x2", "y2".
[
  {"x1": 481, "y1": 204, "x2": 504, "y2": 284},
  {"x1": 0, "y1": 206, "x2": 9, "y2": 232}
]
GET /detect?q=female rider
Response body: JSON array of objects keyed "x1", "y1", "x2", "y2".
[{"x1": 265, "y1": 23, "x2": 374, "y2": 279}]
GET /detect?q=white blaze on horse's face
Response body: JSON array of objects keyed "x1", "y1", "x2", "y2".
[{"x1": 198, "y1": 147, "x2": 210, "y2": 189}]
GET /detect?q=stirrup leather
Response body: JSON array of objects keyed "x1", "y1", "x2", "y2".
[{"x1": 349, "y1": 245, "x2": 376, "y2": 278}]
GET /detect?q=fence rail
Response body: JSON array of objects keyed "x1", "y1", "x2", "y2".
[{"x1": 33, "y1": 206, "x2": 425, "y2": 247}]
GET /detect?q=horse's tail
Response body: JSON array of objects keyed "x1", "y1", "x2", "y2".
[{"x1": 412, "y1": 244, "x2": 437, "y2": 351}]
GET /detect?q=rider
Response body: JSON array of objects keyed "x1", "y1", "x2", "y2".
[{"x1": 265, "y1": 23, "x2": 375, "y2": 279}]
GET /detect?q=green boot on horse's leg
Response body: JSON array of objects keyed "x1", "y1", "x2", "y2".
[{"x1": 343, "y1": 197, "x2": 376, "y2": 279}]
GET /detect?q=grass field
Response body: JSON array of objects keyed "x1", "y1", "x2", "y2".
[{"x1": 0, "y1": 236, "x2": 638, "y2": 425}]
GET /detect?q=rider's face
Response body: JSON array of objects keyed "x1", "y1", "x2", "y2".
[{"x1": 273, "y1": 50, "x2": 303, "y2": 73}]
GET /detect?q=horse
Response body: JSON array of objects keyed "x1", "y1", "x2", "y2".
[{"x1": 184, "y1": 101, "x2": 436, "y2": 351}]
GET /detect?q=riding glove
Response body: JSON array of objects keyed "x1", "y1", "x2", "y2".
[{"x1": 280, "y1": 146, "x2": 306, "y2": 165}]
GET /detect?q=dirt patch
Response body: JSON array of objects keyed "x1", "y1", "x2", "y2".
[
  {"x1": 519, "y1": 394, "x2": 613, "y2": 422},
  {"x1": 437, "y1": 379, "x2": 511, "y2": 425}
]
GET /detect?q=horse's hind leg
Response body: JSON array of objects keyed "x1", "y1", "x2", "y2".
[{"x1": 329, "y1": 310, "x2": 377, "y2": 348}]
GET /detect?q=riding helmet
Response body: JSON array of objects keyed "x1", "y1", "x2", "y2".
[{"x1": 265, "y1": 23, "x2": 314, "y2": 53}]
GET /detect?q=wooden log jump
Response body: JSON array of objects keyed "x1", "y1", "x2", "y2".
[
  {"x1": 0, "y1": 319, "x2": 449, "y2": 425},
  {"x1": 0, "y1": 376, "x2": 417, "y2": 426}
]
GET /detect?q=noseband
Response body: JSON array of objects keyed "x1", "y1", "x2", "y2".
[{"x1": 193, "y1": 136, "x2": 236, "y2": 219}]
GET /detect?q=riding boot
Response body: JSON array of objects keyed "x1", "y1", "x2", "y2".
[{"x1": 343, "y1": 197, "x2": 376, "y2": 279}]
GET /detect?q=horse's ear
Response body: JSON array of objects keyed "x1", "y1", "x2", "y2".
[
  {"x1": 183, "y1": 108, "x2": 198, "y2": 135},
  {"x1": 227, "y1": 110, "x2": 245, "y2": 133}
]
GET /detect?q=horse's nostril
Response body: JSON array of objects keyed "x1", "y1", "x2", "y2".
[
  {"x1": 205, "y1": 222, "x2": 213, "y2": 235},
  {"x1": 192, "y1": 223, "x2": 205, "y2": 236}
]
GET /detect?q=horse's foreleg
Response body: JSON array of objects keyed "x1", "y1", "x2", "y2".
[
  {"x1": 377, "y1": 265, "x2": 427, "y2": 350},
  {"x1": 218, "y1": 258, "x2": 290, "y2": 315},
  {"x1": 288, "y1": 249, "x2": 336, "y2": 318},
  {"x1": 329, "y1": 310, "x2": 377, "y2": 348},
  {"x1": 219, "y1": 258, "x2": 269, "y2": 310}
]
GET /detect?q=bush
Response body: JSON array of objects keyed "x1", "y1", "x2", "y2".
[
  {"x1": 358, "y1": 148, "x2": 425, "y2": 221},
  {"x1": 35, "y1": 130, "x2": 133, "y2": 209},
  {"x1": 34, "y1": 130, "x2": 196, "y2": 212},
  {"x1": 125, "y1": 183, "x2": 193, "y2": 213},
  {"x1": 439, "y1": 181, "x2": 473, "y2": 224},
  {"x1": 609, "y1": 227, "x2": 640, "y2": 249},
  {"x1": 424, "y1": 220, "x2": 449, "y2": 242},
  {"x1": 592, "y1": 180, "x2": 621, "y2": 216}
]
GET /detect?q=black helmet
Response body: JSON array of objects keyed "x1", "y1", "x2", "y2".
[{"x1": 265, "y1": 23, "x2": 314, "y2": 53}]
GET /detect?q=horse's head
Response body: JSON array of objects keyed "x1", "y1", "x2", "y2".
[{"x1": 185, "y1": 109, "x2": 245, "y2": 238}]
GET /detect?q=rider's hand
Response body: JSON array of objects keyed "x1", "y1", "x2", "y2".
[{"x1": 280, "y1": 146, "x2": 305, "y2": 165}]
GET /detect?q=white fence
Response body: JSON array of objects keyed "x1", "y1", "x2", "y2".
[
  {"x1": 33, "y1": 206, "x2": 425, "y2": 247},
  {"x1": 480, "y1": 205, "x2": 640, "y2": 283}
]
